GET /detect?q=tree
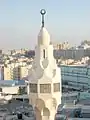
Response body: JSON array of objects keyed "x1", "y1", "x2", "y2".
[{"x1": 18, "y1": 87, "x2": 26, "y2": 95}]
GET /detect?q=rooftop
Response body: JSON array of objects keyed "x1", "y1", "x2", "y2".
[{"x1": 0, "y1": 80, "x2": 26, "y2": 87}]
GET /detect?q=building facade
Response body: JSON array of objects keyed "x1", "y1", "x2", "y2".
[
  {"x1": 61, "y1": 65, "x2": 90, "y2": 90},
  {"x1": 4, "y1": 63, "x2": 31, "y2": 80}
]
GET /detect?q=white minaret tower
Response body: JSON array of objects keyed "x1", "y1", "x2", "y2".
[{"x1": 28, "y1": 9, "x2": 62, "y2": 120}]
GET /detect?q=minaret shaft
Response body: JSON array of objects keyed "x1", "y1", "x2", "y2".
[{"x1": 28, "y1": 9, "x2": 62, "y2": 120}]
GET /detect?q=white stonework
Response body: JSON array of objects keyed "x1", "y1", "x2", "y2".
[{"x1": 28, "y1": 19, "x2": 62, "y2": 120}]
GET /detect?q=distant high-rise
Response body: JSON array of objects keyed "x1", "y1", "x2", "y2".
[{"x1": 53, "y1": 41, "x2": 70, "y2": 50}]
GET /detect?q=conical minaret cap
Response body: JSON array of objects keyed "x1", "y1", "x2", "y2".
[{"x1": 38, "y1": 27, "x2": 50, "y2": 46}]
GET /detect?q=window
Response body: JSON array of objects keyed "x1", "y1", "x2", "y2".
[
  {"x1": 43, "y1": 49, "x2": 45, "y2": 58},
  {"x1": 53, "y1": 83, "x2": 60, "y2": 92},
  {"x1": 52, "y1": 98, "x2": 57, "y2": 108},
  {"x1": 0, "y1": 88, "x2": 2, "y2": 92},
  {"x1": 30, "y1": 83, "x2": 37, "y2": 93},
  {"x1": 40, "y1": 84, "x2": 51, "y2": 93}
]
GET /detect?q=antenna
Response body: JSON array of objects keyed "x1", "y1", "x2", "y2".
[{"x1": 40, "y1": 9, "x2": 46, "y2": 27}]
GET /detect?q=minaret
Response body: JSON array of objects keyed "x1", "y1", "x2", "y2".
[{"x1": 28, "y1": 9, "x2": 62, "y2": 120}]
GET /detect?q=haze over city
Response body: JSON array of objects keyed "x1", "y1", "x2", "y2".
[
  {"x1": 1, "y1": 1, "x2": 90, "y2": 119},
  {"x1": 0, "y1": 0, "x2": 90, "y2": 51}
]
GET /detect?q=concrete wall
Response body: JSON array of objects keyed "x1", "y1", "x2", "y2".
[{"x1": 2, "y1": 86, "x2": 19, "y2": 94}]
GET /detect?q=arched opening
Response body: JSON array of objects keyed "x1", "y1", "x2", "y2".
[
  {"x1": 35, "y1": 107, "x2": 42, "y2": 120},
  {"x1": 43, "y1": 107, "x2": 50, "y2": 120},
  {"x1": 35, "y1": 99, "x2": 45, "y2": 111}
]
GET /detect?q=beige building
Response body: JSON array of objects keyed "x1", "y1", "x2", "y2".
[
  {"x1": 28, "y1": 9, "x2": 62, "y2": 120},
  {"x1": 4, "y1": 63, "x2": 31, "y2": 80}
]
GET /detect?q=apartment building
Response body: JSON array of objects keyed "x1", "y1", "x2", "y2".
[{"x1": 4, "y1": 63, "x2": 32, "y2": 80}]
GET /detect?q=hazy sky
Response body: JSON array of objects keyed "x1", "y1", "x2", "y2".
[{"x1": 0, "y1": 0, "x2": 90, "y2": 51}]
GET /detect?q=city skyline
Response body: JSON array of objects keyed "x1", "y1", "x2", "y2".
[{"x1": 0, "y1": 0, "x2": 90, "y2": 51}]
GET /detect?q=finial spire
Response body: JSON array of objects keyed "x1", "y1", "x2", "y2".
[{"x1": 40, "y1": 9, "x2": 46, "y2": 27}]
